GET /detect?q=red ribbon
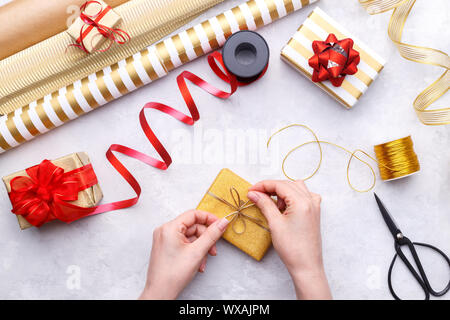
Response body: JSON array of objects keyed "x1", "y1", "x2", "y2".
[
  {"x1": 308, "y1": 33, "x2": 360, "y2": 87},
  {"x1": 9, "y1": 51, "x2": 266, "y2": 227},
  {"x1": 69, "y1": 1, "x2": 130, "y2": 53},
  {"x1": 9, "y1": 160, "x2": 99, "y2": 227}
]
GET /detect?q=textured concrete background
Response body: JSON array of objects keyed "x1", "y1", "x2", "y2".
[{"x1": 0, "y1": 0, "x2": 449, "y2": 299}]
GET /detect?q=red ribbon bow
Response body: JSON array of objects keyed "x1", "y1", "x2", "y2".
[
  {"x1": 8, "y1": 160, "x2": 98, "y2": 227},
  {"x1": 308, "y1": 33, "x2": 360, "y2": 87},
  {"x1": 70, "y1": 1, "x2": 130, "y2": 53}
]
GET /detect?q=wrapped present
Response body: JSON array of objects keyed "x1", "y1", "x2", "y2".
[
  {"x1": 197, "y1": 169, "x2": 271, "y2": 261},
  {"x1": 67, "y1": 0, "x2": 124, "y2": 53},
  {"x1": 2, "y1": 152, "x2": 103, "y2": 230},
  {"x1": 281, "y1": 7, "x2": 386, "y2": 109}
]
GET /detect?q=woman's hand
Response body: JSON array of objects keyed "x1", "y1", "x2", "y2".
[
  {"x1": 248, "y1": 180, "x2": 331, "y2": 300},
  {"x1": 139, "y1": 210, "x2": 229, "y2": 300}
]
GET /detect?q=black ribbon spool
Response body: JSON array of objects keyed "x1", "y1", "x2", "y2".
[{"x1": 222, "y1": 31, "x2": 269, "y2": 83}]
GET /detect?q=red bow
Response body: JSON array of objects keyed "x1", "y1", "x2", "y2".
[
  {"x1": 308, "y1": 33, "x2": 360, "y2": 87},
  {"x1": 8, "y1": 160, "x2": 98, "y2": 227}
]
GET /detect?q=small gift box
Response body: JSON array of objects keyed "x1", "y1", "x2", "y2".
[
  {"x1": 2, "y1": 152, "x2": 103, "y2": 230},
  {"x1": 281, "y1": 7, "x2": 386, "y2": 109},
  {"x1": 67, "y1": 0, "x2": 122, "y2": 53},
  {"x1": 197, "y1": 169, "x2": 271, "y2": 261}
]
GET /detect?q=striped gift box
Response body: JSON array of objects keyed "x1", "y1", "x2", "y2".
[{"x1": 281, "y1": 7, "x2": 386, "y2": 109}]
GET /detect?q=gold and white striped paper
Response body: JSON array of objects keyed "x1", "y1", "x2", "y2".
[
  {"x1": 0, "y1": 0, "x2": 318, "y2": 154},
  {"x1": 281, "y1": 7, "x2": 385, "y2": 109}
]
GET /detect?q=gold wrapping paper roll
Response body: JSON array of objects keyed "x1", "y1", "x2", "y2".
[
  {"x1": 0, "y1": 0, "x2": 319, "y2": 154},
  {"x1": 2, "y1": 152, "x2": 103, "y2": 230},
  {"x1": 0, "y1": 0, "x2": 128, "y2": 60},
  {"x1": 197, "y1": 169, "x2": 271, "y2": 261},
  {"x1": 0, "y1": 0, "x2": 225, "y2": 115},
  {"x1": 281, "y1": 7, "x2": 386, "y2": 109}
]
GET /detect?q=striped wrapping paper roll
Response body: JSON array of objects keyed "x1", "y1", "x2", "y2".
[
  {"x1": 281, "y1": 7, "x2": 386, "y2": 109},
  {"x1": 0, "y1": 0, "x2": 318, "y2": 154},
  {"x1": 0, "y1": 0, "x2": 226, "y2": 116}
]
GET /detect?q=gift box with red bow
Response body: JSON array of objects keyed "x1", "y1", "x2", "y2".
[
  {"x1": 281, "y1": 7, "x2": 386, "y2": 109},
  {"x1": 67, "y1": 0, "x2": 123, "y2": 53},
  {"x1": 2, "y1": 152, "x2": 103, "y2": 230}
]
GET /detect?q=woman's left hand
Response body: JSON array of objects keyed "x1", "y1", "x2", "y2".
[{"x1": 140, "y1": 210, "x2": 229, "y2": 299}]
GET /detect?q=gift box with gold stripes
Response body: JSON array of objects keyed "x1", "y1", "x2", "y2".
[{"x1": 281, "y1": 7, "x2": 385, "y2": 109}]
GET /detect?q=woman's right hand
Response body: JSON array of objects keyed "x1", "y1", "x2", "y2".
[{"x1": 247, "y1": 180, "x2": 332, "y2": 300}]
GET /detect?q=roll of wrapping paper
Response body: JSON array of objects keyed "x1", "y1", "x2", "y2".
[
  {"x1": 359, "y1": 0, "x2": 449, "y2": 126},
  {"x1": 0, "y1": 0, "x2": 226, "y2": 115},
  {"x1": 0, "y1": 0, "x2": 319, "y2": 154},
  {"x1": 0, "y1": 0, "x2": 129, "y2": 60}
]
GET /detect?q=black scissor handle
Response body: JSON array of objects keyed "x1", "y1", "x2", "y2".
[
  {"x1": 413, "y1": 242, "x2": 450, "y2": 296},
  {"x1": 388, "y1": 236, "x2": 450, "y2": 300}
]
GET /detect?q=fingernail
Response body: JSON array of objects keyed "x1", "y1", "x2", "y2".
[
  {"x1": 217, "y1": 218, "x2": 229, "y2": 232},
  {"x1": 247, "y1": 191, "x2": 260, "y2": 202}
]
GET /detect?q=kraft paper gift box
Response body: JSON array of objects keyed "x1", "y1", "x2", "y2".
[
  {"x1": 67, "y1": 0, "x2": 122, "y2": 53},
  {"x1": 2, "y1": 152, "x2": 103, "y2": 230},
  {"x1": 197, "y1": 169, "x2": 271, "y2": 261},
  {"x1": 281, "y1": 7, "x2": 386, "y2": 109}
]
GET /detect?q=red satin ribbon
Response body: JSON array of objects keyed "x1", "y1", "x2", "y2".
[
  {"x1": 9, "y1": 51, "x2": 266, "y2": 227},
  {"x1": 308, "y1": 33, "x2": 360, "y2": 87},
  {"x1": 70, "y1": 1, "x2": 130, "y2": 53}
]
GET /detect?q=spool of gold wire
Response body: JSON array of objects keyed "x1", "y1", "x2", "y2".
[
  {"x1": 268, "y1": 124, "x2": 420, "y2": 192},
  {"x1": 374, "y1": 136, "x2": 420, "y2": 181}
]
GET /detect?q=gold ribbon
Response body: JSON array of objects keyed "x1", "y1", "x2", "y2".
[
  {"x1": 359, "y1": 0, "x2": 449, "y2": 125},
  {"x1": 207, "y1": 187, "x2": 270, "y2": 235}
]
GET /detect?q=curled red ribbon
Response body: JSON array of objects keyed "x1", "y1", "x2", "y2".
[
  {"x1": 70, "y1": 1, "x2": 130, "y2": 53},
  {"x1": 308, "y1": 33, "x2": 360, "y2": 87},
  {"x1": 10, "y1": 51, "x2": 266, "y2": 227}
]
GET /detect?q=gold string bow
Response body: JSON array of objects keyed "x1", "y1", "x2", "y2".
[
  {"x1": 207, "y1": 187, "x2": 270, "y2": 235},
  {"x1": 359, "y1": 0, "x2": 449, "y2": 125}
]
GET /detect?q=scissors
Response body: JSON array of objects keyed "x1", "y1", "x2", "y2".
[{"x1": 374, "y1": 193, "x2": 450, "y2": 300}]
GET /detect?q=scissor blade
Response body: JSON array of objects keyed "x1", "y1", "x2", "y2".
[{"x1": 374, "y1": 193, "x2": 402, "y2": 239}]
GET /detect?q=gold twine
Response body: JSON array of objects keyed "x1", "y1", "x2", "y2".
[
  {"x1": 268, "y1": 124, "x2": 420, "y2": 192},
  {"x1": 208, "y1": 188, "x2": 270, "y2": 235},
  {"x1": 359, "y1": 0, "x2": 449, "y2": 125},
  {"x1": 0, "y1": 0, "x2": 225, "y2": 115}
]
